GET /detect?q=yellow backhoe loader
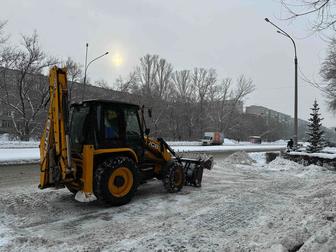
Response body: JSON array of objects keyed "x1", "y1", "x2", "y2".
[{"x1": 39, "y1": 66, "x2": 213, "y2": 205}]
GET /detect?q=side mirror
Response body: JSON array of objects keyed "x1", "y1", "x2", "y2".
[
  {"x1": 148, "y1": 109, "x2": 152, "y2": 118},
  {"x1": 145, "y1": 128, "x2": 150, "y2": 136}
]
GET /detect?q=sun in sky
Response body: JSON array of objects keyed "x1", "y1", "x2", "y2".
[{"x1": 111, "y1": 52, "x2": 124, "y2": 67}]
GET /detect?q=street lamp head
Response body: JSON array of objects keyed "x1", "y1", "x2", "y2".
[
  {"x1": 265, "y1": 18, "x2": 270, "y2": 22},
  {"x1": 105, "y1": 52, "x2": 109, "y2": 55}
]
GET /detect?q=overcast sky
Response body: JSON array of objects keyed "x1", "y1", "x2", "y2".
[{"x1": 1, "y1": 0, "x2": 334, "y2": 127}]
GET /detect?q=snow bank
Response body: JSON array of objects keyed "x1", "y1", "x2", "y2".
[
  {"x1": 324, "y1": 147, "x2": 336, "y2": 154},
  {"x1": 174, "y1": 144, "x2": 286, "y2": 153},
  {"x1": 167, "y1": 141, "x2": 202, "y2": 146},
  {"x1": 0, "y1": 141, "x2": 39, "y2": 149},
  {"x1": 225, "y1": 151, "x2": 256, "y2": 165},
  {"x1": 0, "y1": 148, "x2": 39, "y2": 164},
  {"x1": 289, "y1": 151, "x2": 336, "y2": 160}
]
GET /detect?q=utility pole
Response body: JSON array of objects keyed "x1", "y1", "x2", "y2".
[
  {"x1": 82, "y1": 43, "x2": 109, "y2": 101},
  {"x1": 265, "y1": 18, "x2": 298, "y2": 148}
]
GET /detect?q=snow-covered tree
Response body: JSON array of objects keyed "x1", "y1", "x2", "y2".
[{"x1": 306, "y1": 100, "x2": 325, "y2": 153}]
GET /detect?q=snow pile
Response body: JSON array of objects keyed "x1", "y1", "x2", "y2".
[
  {"x1": 265, "y1": 157, "x2": 329, "y2": 179},
  {"x1": 225, "y1": 151, "x2": 256, "y2": 165},
  {"x1": 267, "y1": 157, "x2": 303, "y2": 171},
  {"x1": 301, "y1": 223, "x2": 336, "y2": 251},
  {"x1": 248, "y1": 152, "x2": 266, "y2": 165}
]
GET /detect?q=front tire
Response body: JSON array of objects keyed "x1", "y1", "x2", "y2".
[
  {"x1": 163, "y1": 161, "x2": 185, "y2": 193},
  {"x1": 94, "y1": 157, "x2": 140, "y2": 206}
]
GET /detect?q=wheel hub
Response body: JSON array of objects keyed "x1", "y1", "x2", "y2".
[
  {"x1": 114, "y1": 176, "x2": 125, "y2": 187},
  {"x1": 108, "y1": 167, "x2": 134, "y2": 198}
]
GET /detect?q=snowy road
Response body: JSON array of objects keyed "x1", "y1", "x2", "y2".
[{"x1": 1, "y1": 153, "x2": 336, "y2": 251}]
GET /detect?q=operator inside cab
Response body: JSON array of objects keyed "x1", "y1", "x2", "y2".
[{"x1": 104, "y1": 110, "x2": 119, "y2": 139}]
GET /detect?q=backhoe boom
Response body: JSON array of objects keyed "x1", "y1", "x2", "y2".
[{"x1": 39, "y1": 67, "x2": 71, "y2": 189}]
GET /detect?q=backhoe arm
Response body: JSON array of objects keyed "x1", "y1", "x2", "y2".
[{"x1": 39, "y1": 66, "x2": 71, "y2": 189}]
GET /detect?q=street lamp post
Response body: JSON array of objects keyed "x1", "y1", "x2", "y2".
[
  {"x1": 265, "y1": 18, "x2": 298, "y2": 148},
  {"x1": 82, "y1": 43, "x2": 109, "y2": 101}
]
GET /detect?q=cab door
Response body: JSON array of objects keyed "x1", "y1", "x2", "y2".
[{"x1": 124, "y1": 107, "x2": 144, "y2": 159}]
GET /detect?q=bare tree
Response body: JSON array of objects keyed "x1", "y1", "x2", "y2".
[
  {"x1": 321, "y1": 38, "x2": 336, "y2": 110},
  {"x1": 65, "y1": 57, "x2": 82, "y2": 102},
  {"x1": 192, "y1": 68, "x2": 217, "y2": 135},
  {"x1": 280, "y1": 0, "x2": 336, "y2": 32},
  {"x1": 223, "y1": 75, "x2": 255, "y2": 132},
  {"x1": 211, "y1": 78, "x2": 232, "y2": 131},
  {"x1": 172, "y1": 70, "x2": 193, "y2": 101},
  {"x1": 136, "y1": 54, "x2": 159, "y2": 99},
  {"x1": 95, "y1": 79, "x2": 109, "y2": 89},
  {"x1": 0, "y1": 31, "x2": 58, "y2": 140},
  {"x1": 154, "y1": 58, "x2": 173, "y2": 100},
  {"x1": 234, "y1": 75, "x2": 255, "y2": 101},
  {"x1": 171, "y1": 70, "x2": 195, "y2": 138},
  {"x1": 0, "y1": 20, "x2": 8, "y2": 45}
]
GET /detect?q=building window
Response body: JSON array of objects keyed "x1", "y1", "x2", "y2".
[{"x1": 2, "y1": 120, "x2": 11, "y2": 128}]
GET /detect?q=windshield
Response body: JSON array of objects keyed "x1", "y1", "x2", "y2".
[{"x1": 203, "y1": 136, "x2": 212, "y2": 140}]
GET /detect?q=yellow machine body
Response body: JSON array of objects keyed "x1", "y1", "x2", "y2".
[{"x1": 39, "y1": 66, "x2": 212, "y2": 205}]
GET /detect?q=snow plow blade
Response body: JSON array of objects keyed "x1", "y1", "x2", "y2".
[
  {"x1": 157, "y1": 138, "x2": 213, "y2": 187},
  {"x1": 180, "y1": 156, "x2": 213, "y2": 187}
]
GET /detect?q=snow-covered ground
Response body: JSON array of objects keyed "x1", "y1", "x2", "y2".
[{"x1": 0, "y1": 153, "x2": 335, "y2": 251}]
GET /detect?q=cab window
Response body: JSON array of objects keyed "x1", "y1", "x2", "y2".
[{"x1": 125, "y1": 108, "x2": 141, "y2": 140}]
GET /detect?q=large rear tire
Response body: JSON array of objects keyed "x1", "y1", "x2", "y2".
[
  {"x1": 94, "y1": 157, "x2": 140, "y2": 206},
  {"x1": 163, "y1": 161, "x2": 185, "y2": 193}
]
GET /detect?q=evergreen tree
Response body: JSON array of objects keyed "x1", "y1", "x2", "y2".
[{"x1": 306, "y1": 100, "x2": 325, "y2": 153}]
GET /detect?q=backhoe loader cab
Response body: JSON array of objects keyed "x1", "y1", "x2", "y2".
[
  {"x1": 70, "y1": 100, "x2": 144, "y2": 157},
  {"x1": 39, "y1": 66, "x2": 213, "y2": 206}
]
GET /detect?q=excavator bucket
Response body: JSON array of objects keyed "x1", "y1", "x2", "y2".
[{"x1": 180, "y1": 156, "x2": 213, "y2": 187}]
